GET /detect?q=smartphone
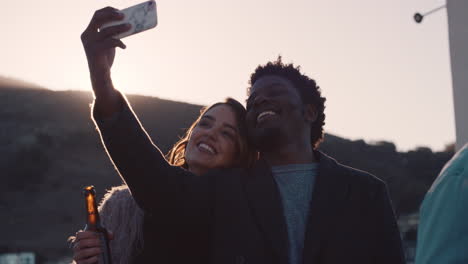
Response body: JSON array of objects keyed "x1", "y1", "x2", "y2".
[{"x1": 100, "y1": 0, "x2": 157, "y2": 39}]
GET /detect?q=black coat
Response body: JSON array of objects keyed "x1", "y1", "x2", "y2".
[{"x1": 93, "y1": 97, "x2": 406, "y2": 264}]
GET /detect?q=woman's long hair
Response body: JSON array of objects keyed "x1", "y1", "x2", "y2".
[{"x1": 167, "y1": 97, "x2": 256, "y2": 169}]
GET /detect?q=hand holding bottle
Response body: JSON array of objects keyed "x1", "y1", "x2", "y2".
[{"x1": 72, "y1": 230, "x2": 114, "y2": 264}]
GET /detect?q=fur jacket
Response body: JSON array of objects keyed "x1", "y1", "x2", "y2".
[{"x1": 98, "y1": 185, "x2": 145, "y2": 264}]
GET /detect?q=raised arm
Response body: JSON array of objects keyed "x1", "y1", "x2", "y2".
[
  {"x1": 91, "y1": 94, "x2": 195, "y2": 212},
  {"x1": 79, "y1": 8, "x2": 215, "y2": 263},
  {"x1": 81, "y1": 6, "x2": 129, "y2": 118},
  {"x1": 81, "y1": 7, "x2": 213, "y2": 215}
]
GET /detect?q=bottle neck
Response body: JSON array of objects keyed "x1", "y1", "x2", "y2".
[{"x1": 84, "y1": 187, "x2": 101, "y2": 231}]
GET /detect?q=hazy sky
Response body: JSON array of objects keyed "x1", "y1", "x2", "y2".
[{"x1": 2, "y1": 0, "x2": 453, "y2": 151}]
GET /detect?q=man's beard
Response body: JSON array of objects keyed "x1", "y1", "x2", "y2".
[{"x1": 248, "y1": 126, "x2": 284, "y2": 153}]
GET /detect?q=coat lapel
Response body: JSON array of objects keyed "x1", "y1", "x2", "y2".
[
  {"x1": 302, "y1": 151, "x2": 351, "y2": 262},
  {"x1": 244, "y1": 158, "x2": 289, "y2": 264}
]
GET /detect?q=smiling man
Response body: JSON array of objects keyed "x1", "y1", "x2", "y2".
[{"x1": 235, "y1": 58, "x2": 406, "y2": 263}]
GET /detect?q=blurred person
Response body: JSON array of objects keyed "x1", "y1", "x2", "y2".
[
  {"x1": 415, "y1": 143, "x2": 468, "y2": 264},
  {"x1": 75, "y1": 6, "x2": 405, "y2": 264}
]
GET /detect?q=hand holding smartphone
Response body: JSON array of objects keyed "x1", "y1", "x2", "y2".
[{"x1": 100, "y1": 0, "x2": 158, "y2": 39}]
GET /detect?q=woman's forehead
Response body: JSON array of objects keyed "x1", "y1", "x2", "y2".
[{"x1": 203, "y1": 104, "x2": 237, "y2": 124}]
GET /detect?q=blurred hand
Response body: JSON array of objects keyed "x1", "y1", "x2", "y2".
[{"x1": 72, "y1": 230, "x2": 114, "y2": 264}]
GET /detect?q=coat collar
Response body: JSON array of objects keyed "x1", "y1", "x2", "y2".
[
  {"x1": 245, "y1": 157, "x2": 289, "y2": 264},
  {"x1": 303, "y1": 151, "x2": 351, "y2": 262},
  {"x1": 244, "y1": 151, "x2": 350, "y2": 263}
]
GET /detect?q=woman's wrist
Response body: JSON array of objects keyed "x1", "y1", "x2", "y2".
[
  {"x1": 91, "y1": 73, "x2": 123, "y2": 119},
  {"x1": 90, "y1": 71, "x2": 113, "y2": 98},
  {"x1": 94, "y1": 91, "x2": 123, "y2": 119}
]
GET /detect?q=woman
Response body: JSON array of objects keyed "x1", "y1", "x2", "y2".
[
  {"x1": 72, "y1": 7, "x2": 255, "y2": 264},
  {"x1": 71, "y1": 98, "x2": 254, "y2": 264}
]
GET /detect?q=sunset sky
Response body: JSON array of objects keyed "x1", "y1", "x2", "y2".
[{"x1": 1, "y1": 0, "x2": 453, "y2": 151}]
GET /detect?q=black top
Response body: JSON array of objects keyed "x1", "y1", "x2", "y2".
[{"x1": 92, "y1": 94, "x2": 406, "y2": 264}]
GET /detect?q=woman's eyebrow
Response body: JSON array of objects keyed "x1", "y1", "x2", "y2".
[{"x1": 201, "y1": 115, "x2": 215, "y2": 121}]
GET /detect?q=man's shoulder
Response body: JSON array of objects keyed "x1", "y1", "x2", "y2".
[{"x1": 319, "y1": 151, "x2": 386, "y2": 189}]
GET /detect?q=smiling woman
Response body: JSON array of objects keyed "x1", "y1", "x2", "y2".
[
  {"x1": 72, "y1": 96, "x2": 256, "y2": 264},
  {"x1": 71, "y1": 7, "x2": 257, "y2": 263},
  {"x1": 169, "y1": 98, "x2": 256, "y2": 175}
]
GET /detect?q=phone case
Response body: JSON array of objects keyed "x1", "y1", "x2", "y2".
[{"x1": 100, "y1": 0, "x2": 157, "y2": 39}]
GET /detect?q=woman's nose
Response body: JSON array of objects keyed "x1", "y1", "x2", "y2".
[{"x1": 205, "y1": 127, "x2": 219, "y2": 141}]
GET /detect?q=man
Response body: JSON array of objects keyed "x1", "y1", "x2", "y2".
[
  {"x1": 238, "y1": 59, "x2": 405, "y2": 263},
  {"x1": 75, "y1": 7, "x2": 405, "y2": 264}
]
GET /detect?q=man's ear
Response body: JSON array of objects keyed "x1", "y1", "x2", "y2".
[{"x1": 303, "y1": 104, "x2": 317, "y2": 123}]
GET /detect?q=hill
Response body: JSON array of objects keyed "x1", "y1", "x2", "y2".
[
  {"x1": 0, "y1": 81, "x2": 453, "y2": 262},
  {"x1": 0, "y1": 76, "x2": 47, "y2": 90},
  {"x1": 0, "y1": 85, "x2": 202, "y2": 261}
]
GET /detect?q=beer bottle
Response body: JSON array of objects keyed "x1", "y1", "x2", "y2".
[{"x1": 83, "y1": 185, "x2": 112, "y2": 264}]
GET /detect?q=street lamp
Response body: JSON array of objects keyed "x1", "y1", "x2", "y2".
[{"x1": 414, "y1": 4, "x2": 446, "y2": 23}]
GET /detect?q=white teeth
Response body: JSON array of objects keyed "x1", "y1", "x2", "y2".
[
  {"x1": 257, "y1": 111, "x2": 276, "y2": 122},
  {"x1": 198, "y1": 143, "x2": 215, "y2": 154}
]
